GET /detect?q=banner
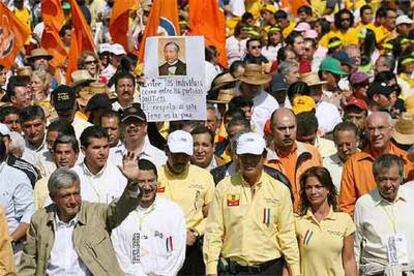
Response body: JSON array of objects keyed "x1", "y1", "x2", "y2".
[{"x1": 141, "y1": 36, "x2": 205, "y2": 122}]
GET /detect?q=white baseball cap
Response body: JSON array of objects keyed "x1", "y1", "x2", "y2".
[
  {"x1": 98, "y1": 43, "x2": 112, "y2": 54},
  {"x1": 167, "y1": 130, "x2": 193, "y2": 156},
  {"x1": 111, "y1": 43, "x2": 127, "y2": 56},
  {"x1": 236, "y1": 132, "x2": 266, "y2": 155},
  {"x1": 396, "y1": 15, "x2": 414, "y2": 26},
  {"x1": 0, "y1": 123, "x2": 11, "y2": 137}
]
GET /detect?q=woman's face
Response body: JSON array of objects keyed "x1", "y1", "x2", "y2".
[
  {"x1": 30, "y1": 74, "x2": 45, "y2": 96},
  {"x1": 269, "y1": 32, "x2": 282, "y2": 45},
  {"x1": 304, "y1": 176, "x2": 330, "y2": 207},
  {"x1": 83, "y1": 55, "x2": 98, "y2": 76}
]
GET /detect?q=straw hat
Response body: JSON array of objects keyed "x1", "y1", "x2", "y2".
[
  {"x1": 27, "y1": 48, "x2": 53, "y2": 60},
  {"x1": 71, "y1": 70, "x2": 96, "y2": 87},
  {"x1": 210, "y1": 73, "x2": 237, "y2": 92},
  {"x1": 88, "y1": 82, "x2": 109, "y2": 94},
  {"x1": 300, "y1": 72, "x2": 327, "y2": 87},
  {"x1": 208, "y1": 89, "x2": 236, "y2": 104},
  {"x1": 238, "y1": 64, "x2": 271, "y2": 85},
  {"x1": 392, "y1": 112, "x2": 414, "y2": 145},
  {"x1": 15, "y1": 66, "x2": 32, "y2": 78}
]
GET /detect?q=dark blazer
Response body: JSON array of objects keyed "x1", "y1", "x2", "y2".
[{"x1": 158, "y1": 59, "x2": 187, "y2": 76}]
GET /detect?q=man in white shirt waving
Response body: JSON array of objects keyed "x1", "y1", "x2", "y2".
[{"x1": 112, "y1": 159, "x2": 186, "y2": 275}]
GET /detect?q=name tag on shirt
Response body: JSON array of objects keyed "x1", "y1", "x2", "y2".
[
  {"x1": 227, "y1": 194, "x2": 240, "y2": 207},
  {"x1": 387, "y1": 233, "x2": 409, "y2": 265}
]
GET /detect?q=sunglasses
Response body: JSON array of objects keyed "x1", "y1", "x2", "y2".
[
  {"x1": 250, "y1": 45, "x2": 262, "y2": 50},
  {"x1": 84, "y1": 60, "x2": 98, "y2": 65}
]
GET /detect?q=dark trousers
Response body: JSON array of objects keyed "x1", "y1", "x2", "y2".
[
  {"x1": 178, "y1": 240, "x2": 205, "y2": 276},
  {"x1": 219, "y1": 258, "x2": 284, "y2": 276}
]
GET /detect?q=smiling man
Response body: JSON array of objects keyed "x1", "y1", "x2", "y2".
[
  {"x1": 18, "y1": 152, "x2": 143, "y2": 275},
  {"x1": 112, "y1": 159, "x2": 186, "y2": 275},
  {"x1": 191, "y1": 126, "x2": 217, "y2": 171},
  {"x1": 204, "y1": 132, "x2": 300, "y2": 276},
  {"x1": 340, "y1": 112, "x2": 414, "y2": 214},
  {"x1": 354, "y1": 154, "x2": 414, "y2": 275}
]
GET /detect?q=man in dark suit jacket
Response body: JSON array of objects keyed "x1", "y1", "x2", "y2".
[{"x1": 158, "y1": 41, "x2": 187, "y2": 76}]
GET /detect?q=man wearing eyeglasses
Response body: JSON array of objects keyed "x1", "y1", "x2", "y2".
[
  {"x1": 112, "y1": 159, "x2": 186, "y2": 275},
  {"x1": 339, "y1": 111, "x2": 414, "y2": 214},
  {"x1": 243, "y1": 38, "x2": 269, "y2": 66}
]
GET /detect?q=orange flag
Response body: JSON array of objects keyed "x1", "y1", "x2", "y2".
[
  {"x1": 41, "y1": 0, "x2": 67, "y2": 68},
  {"x1": 188, "y1": 0, "x2": 227, "y2": 67},
  {"x1": 66, "y1": 0, "x2": 96, "y2": 83},
  {"x1": 280, "y1": 0, "x2": 310, "y2": 16},
  {"x1": 138, "y1": 0, "x2": 180, "y2": 62},
  {"x1": 0, "y1": 2, "x2": 30, "y2": 69},
  {"x1": 109, "y1": 0, "x2": 137, "y2": 51}
]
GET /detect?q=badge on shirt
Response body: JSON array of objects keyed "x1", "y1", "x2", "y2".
[
  {"x1": 262, "y1": 208, "x2": 271, "y2": 226},
  {"x1": 156, "y1": 186, "x2": 165, "y2": 193},
  {"x1": 303, "y1": 229, "x2": 314, "y2": 245},
  {"x1": 227, "y1": 194, "x2": 240, "y2": 207},
  {"x1": 166, "y1": 236, "x2": 174, "y2": 253},
  {"x1": 387, "y1": 233, "x2": 409, "y2": 265}
]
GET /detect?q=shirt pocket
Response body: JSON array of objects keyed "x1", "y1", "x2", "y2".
[{"x1": 85, "y1": 232, "x2": 115, "y2": 270}]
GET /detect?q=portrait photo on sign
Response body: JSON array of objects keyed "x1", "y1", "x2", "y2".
[{"x1": 158, "y1": 37, "x2": 187, "y2": 77}]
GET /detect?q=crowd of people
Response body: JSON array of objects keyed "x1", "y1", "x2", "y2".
[{"x1": 1, "y1": 0, "x2": 414, "y2": 275}]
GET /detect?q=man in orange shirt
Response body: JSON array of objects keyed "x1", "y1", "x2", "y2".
[
  {"x1": 266, "y1": 108, "x2": 322, "y2": 209},
  {"x1": 339, "y1": 111, "x2": 413, "y2": 214}
]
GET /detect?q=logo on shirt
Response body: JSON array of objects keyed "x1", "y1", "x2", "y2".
[
  {"x1": 166, "y1": 236, "x2": 174, "y2": 253},
  {"x1": 303, "y1": 229, "x2": 314, "y2": 245},
  {"x1": 132, "y1": 233, "x2": 140, "y2": 264},
  {"x1": 262, "y1": 208, "x2": 271, "y2": 226},
  {"x1": 154, "y1": 230, "x2": 164, "y2": 239},
  {"x1": 227, "y1": 194, "x2": 240, "y2": 207},
  {"x1": 156, "y1": 186, "x2": 165, "y2": 193}
]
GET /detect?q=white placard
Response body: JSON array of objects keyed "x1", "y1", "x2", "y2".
[{"x1": 142, "y1": 36, "x2": 206, "y2": 122}]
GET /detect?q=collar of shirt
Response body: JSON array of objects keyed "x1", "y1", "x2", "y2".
[
  {"x1": 167, "y1": 60, "x2": 179, "y2": 66},
  {"x1": 359, "y1": 142, "x2": 406, "y2": 162},
  {"x1": 372, "y1": 188, "x2": 407, "y2": 207},
  {"x1": 82, "y1": 161, "x2": 107, "y2": 177},
  {"x1": 136, "y1": 197, "x2": 158, "y2": 213},
  {"x1": 239, "y1": 171, "x2": 264, "y2": 188},
  {"x1": 25, "y1": 134, "x2": 47, "y2": 152},
  {"x1": 55, "y1": 213, "x2": 79, "y2": 229},
  {"x1": 164, "y1": 163, "x2": 190, "y2": 179},
  {"x1": 267, "y1": 142, "x2": 298, "y2": 161},
  {"x1": 304, "y1": 206, "x2": 337, "y2": 224},
  {"x1": 115, "y1": 138, "x2": 153, "y2": 159}
]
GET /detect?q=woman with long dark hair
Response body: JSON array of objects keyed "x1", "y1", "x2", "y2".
[{"x1": 295, "y1": 166, "x2": 357, "y2": 276}]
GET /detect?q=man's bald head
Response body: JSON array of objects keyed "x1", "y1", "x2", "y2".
[
  {"x1": 366, "y1": 111, "x2": 394, "y2": 152},
  {"x1": 271, "y1": 108, "x2": 297, "y2": 150}
]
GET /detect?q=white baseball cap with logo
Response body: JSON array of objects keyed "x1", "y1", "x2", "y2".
[
  {"x1": 236, "y1": 132, "x2": 266, "y2": 155},
  {"x1": 167, "y1": 130, "x2": 193, "y2": 156}
]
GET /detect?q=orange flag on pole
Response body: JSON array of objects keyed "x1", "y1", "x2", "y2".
[
  {"x1": 280, "y1": 0, "x2": 310, "y2": 16},
  {"x1": 137, "y1": 0, "x2": 180, "y2": 63},
  {"x1": 41, "y1": 0, "x2": 67, "y2": 68},
  {"x1": 109, "y1": 0, "x2": 137, "y2": 51},
  {"x1": 0, "y1": 2, "x2": 30, "y2": 69},
  {"x1": 66, "y1": 0, "x2": 96, "y2": 83},
  {"x1": 188, "y1": 0, "x2": 227, "y2": 67}
]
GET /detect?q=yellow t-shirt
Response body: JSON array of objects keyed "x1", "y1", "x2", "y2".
[
  {"x1": 319, "y1": 27, "x2": 360, "y2": 48},
  {"x1": 283, "y1": 21, "x2": 296, "y2": 39},
  {"x1": 13, "y1": 7, "x2": 31, "y2": 44},
  {"x1": 295, "y1": 209, "x2": 355, "y2": 276},
  {"x1": 157, "y1": 164, "x2": 215, "y2": 235},
  {"x1": 203, "y1": 172, "x2": 300, "y2": 275},
  {"x1": 33, "y1": 177, "x2": 49, "y2": 210}
]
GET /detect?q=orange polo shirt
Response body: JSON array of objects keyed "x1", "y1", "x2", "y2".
[
  {"x1": 339, "y1": 142, "x2": 414, "y2": 214},
  {"x1": 266, "y1": 142, "x2": 322, "y2": 210}
]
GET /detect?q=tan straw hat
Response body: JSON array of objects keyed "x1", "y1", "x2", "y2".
[
  {"x1": 208, "y1": 89, "x2": 236, "y2": 104},
  {"x1": 392, "y1": 112, "x2": 414, "y2": 145},
  {"x1": 300, "y1": 72, "x2": 327, "y2": 87},
  {"x1": 71, "y1": 70, "x2": 96, "y2": 87},
  {"x1": 27, "y1": 48, "x2": 53, "y2": 60},
  {"x1": 210, "y1": 73, "x2": 237, "y2": 92},
  {"x1": 238, "y1": 64, "x2": 271, "y2": 85}
]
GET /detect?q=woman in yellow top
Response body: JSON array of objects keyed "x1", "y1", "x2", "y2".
[{"x1": 295, "y1": 166, "x2": 357, "y2": 276}]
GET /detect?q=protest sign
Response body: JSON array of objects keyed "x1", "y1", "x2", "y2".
[{"x1": 141, "y1": 36, "x2": 205, "y2": 122}]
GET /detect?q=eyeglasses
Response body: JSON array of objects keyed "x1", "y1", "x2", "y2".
[
  {"x1": 84, "y1": 60, "x2": 98, "y2": 65},
  {"x1": 341, "y1": 17, "x2": 351, "y2": 21},
  {"x1": 366, "y1": 125, "x2": 391, "y2": 133},
  {"x1": 250, "y1": 45, "x2": 262, "y2": 50}
]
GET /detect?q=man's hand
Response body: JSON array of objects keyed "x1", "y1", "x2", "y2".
[
  {"x1": 186, "y1": 229, "x2": 198, "y2": 246},
  {"x1": 118, "y1": 151, "x2": 140, "y2": 182}
]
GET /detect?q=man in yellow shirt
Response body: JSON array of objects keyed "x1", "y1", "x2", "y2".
[
  {"x1": 373, "y1": 7, "x2": 398, "y2": 46},
  {"x1": 157, "y1": 130, "x2": 215, "y2": 276},
  {"x1": 319, "y1": 9, "x2": 359, "y2": 48},
  {"x1": 204, "y1": 132, "x2": 300, "y2": 276},
  {"x1": 275, "y1": 10, "x2": 295, "y2": 39}
]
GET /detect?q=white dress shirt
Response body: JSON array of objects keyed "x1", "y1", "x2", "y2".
[
  {"x1": 323, "y1": 153, "x2": 343, "y2": 192},
  {"x1": 109, "y1": 137, "x2": 167, "y2": 168},
  {"x1": 315, "y1": 101, "x2": 342, "y2": 133},
  {"x1": 354, "y1": 182, "x2": 414, "y2": 272},
  {"x1": 46, "y1": 215, "x2": 90, "y2": 276},
  {"x1": 112, "y1": 197, "x2": 186, "y2": 276},
  {"x1": 0, "y1": 162, "x2": 34, "y2": 232},
  {"x1": 73, "y1": 162, "x2": 127, "y2": 204},
  {"x1": 251, "y1": 90, "x2": 280, "y2": 136}
]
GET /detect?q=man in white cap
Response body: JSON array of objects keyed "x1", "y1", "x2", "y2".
[
  {"x1": 204, "y1": 132, "x2": 300, "y2": 276},
  {"x1": 157, "y1": 130, "x2": 215, "y2": 276}
]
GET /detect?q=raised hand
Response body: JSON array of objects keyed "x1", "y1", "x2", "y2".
[{"x1": 118, "y1": 151, "x2": 140, "y2": 181}]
